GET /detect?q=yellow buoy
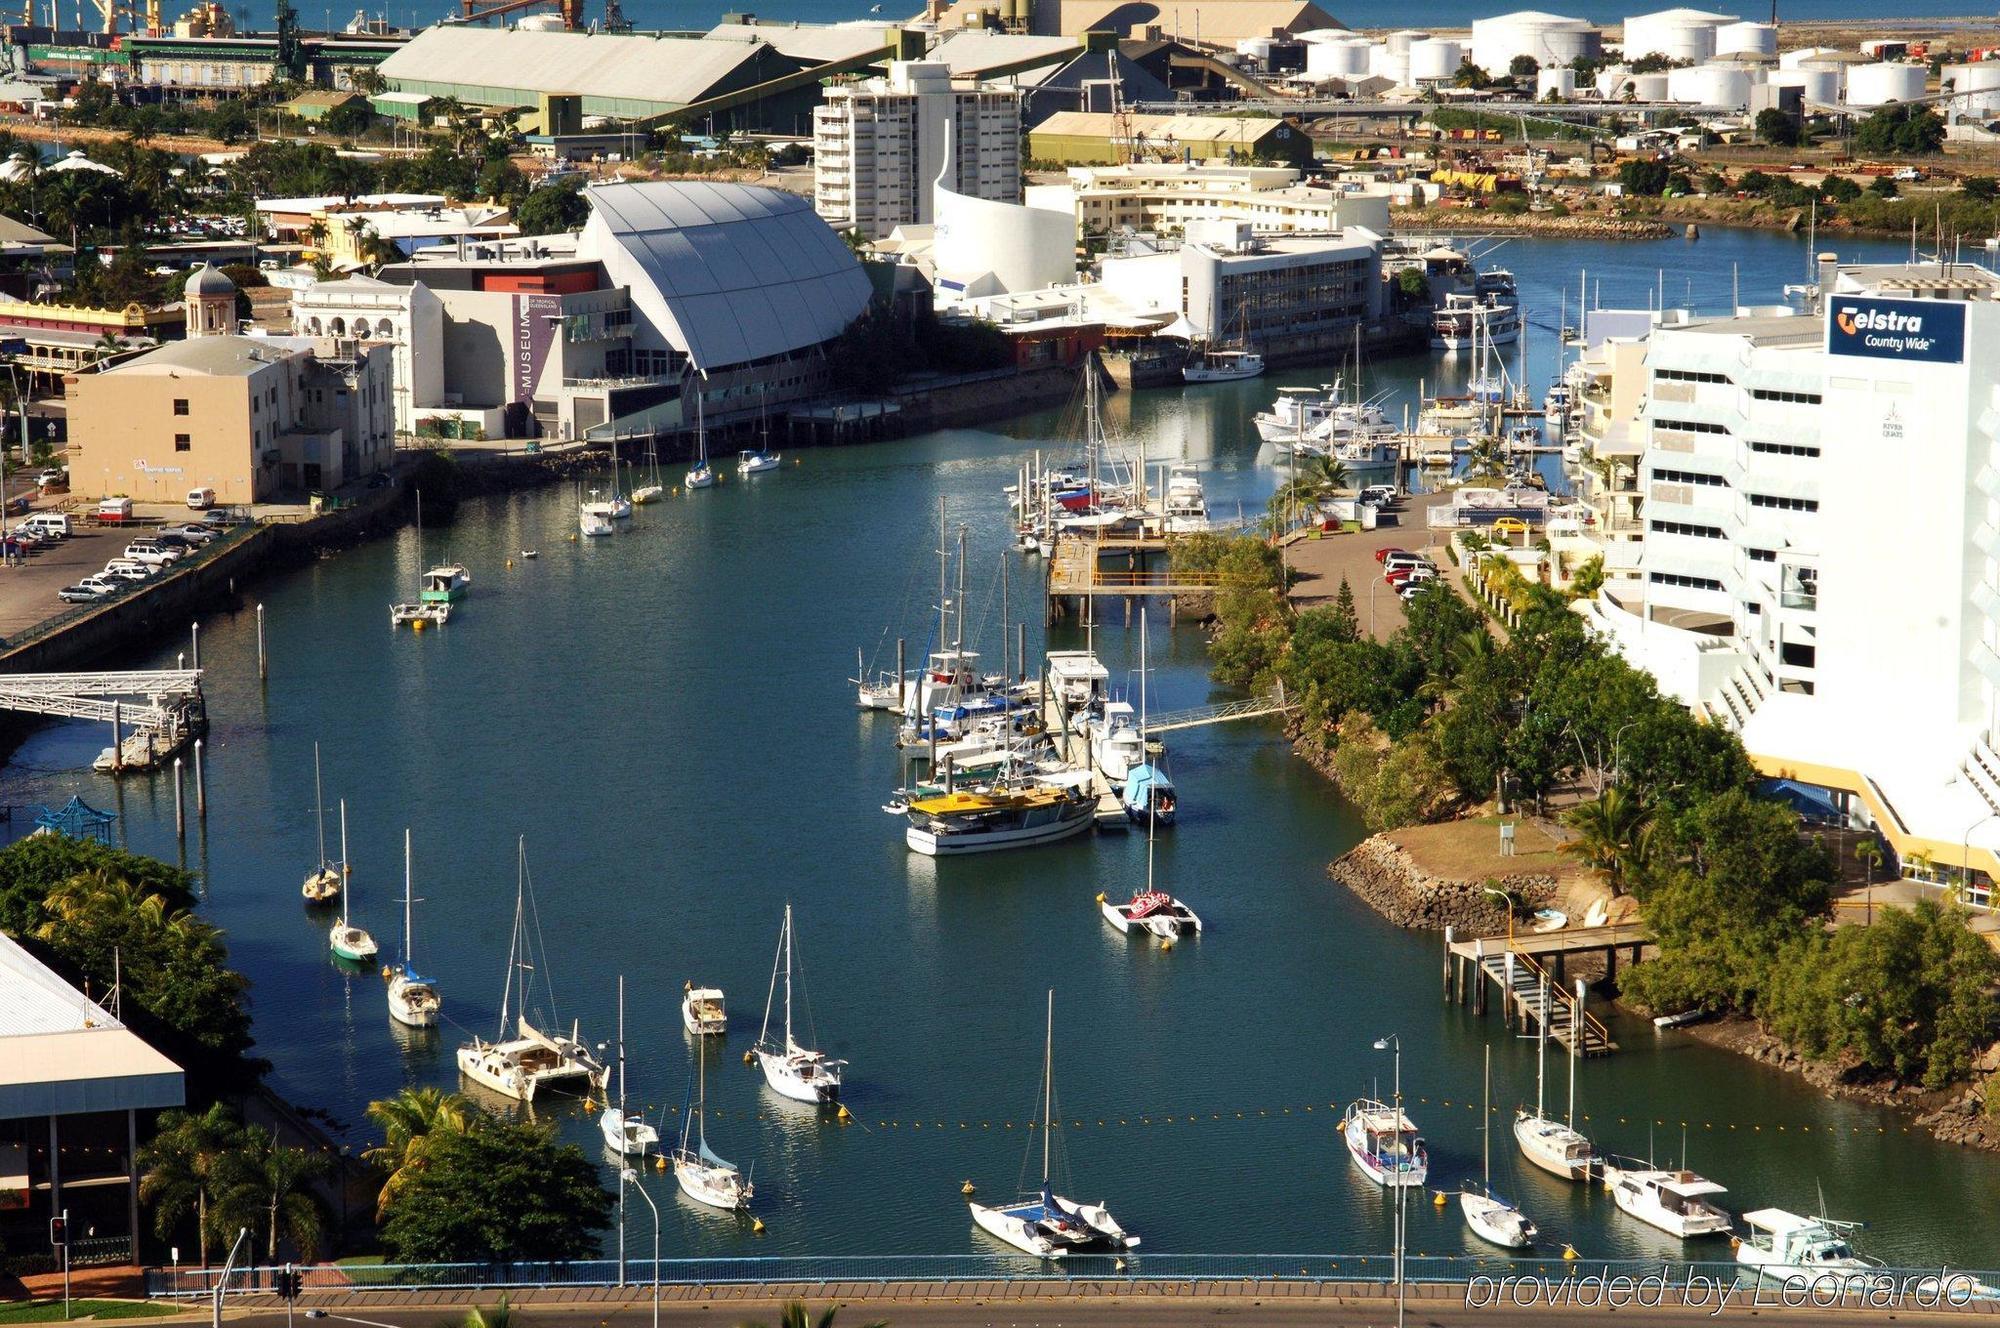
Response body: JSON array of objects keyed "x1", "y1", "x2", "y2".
[
  {"x1": 412, "y1": 618, "x2": 425, "y2": 632},
  {"x1": 837, "y1": 1104, "x2": 853, "y2": 1123},
  {"x1": 752, "y1": 1217, "x2": 766, "y2": 1235},
  {"x1": 1160, "y1": 938, "x2": 1174, "y2": 951},
  {"x1": 653, "y1": 1153, "x2": 667, "y2": 1171},
  {"x1": 379, "y1": 965, "x2": 392, "y2": 980},
  {"x1": 1095, "y1": 892, "x2": 1106, "y2": 903},
  {"x1": 743, "y1": 1050, "x2": 755, "y2": 1065},
  {"x1": 505, "y1": 559, "x2": 513, "y2": 569},
  {"x1": 961, "y1": 1180, "x2": 975, "y2": 1195},
  {"x1": 1563, "y1": 1245, "x2": 1580, "y2": 1261},
  {"x1": 1432, "y1": 1190, "x2": 1447, "y2": 1208}
]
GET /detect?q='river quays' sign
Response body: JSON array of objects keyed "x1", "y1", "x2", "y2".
[{"x1": 1827, "y1": 294, "x2": 1966, "y2": 364}]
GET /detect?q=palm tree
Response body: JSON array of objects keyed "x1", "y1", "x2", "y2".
[
  {"x1": 735, "y1": 1305, "x2": 888, "y2": 1328},
  {"x1": 138, "y1": 1102, "x2": 246, "y2": 1268},
  {"x1": 1463, "y1": 434, "x2": 1509, "y2": 483},
  {"x1": 213, "y1": 1125, "x2": 334, "y2": 1262},
  {"x1": 363, "y1": 1086, "x2": 472, "y2": 1219},
  {"x1": 88, "y1": 330, "x2": 126, "y2": 365},
  {"x1": 1558, "y1": 785, "x2": 1652, "y2": 897},
  {"x1": 1854, "y1": 837, "x2": 1884, "y2": 925},
  {"x1": 1296, "y1": 453, "x2": 1350, "y2": 496},
  {"x1": 463, "y1": 1296, "x2": 519, "y2": 1328}
]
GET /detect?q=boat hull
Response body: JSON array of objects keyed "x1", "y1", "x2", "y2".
[
  {"x1": 1461, "y1": 1190, "x2": 1536, "y2": 1249},
  {"x1": 906, "y1": 803, "x2": 1095, "y2": 856},
  {"x1": 600, "y1": 1109, "x2": 659, "y2": 1156},
  {"x1": 675, "y1": 1159, "x2": 752, "y2": 1210},
  {"x1": 329, "y1": 925, "x2": 377, "y2": 963},
  {"x1": 756, "y1": 1047, "x2": 841, "y2": 1103},
  {"x1": 1513, "y1": 1115, "x2": 1594, "y2": 1181},
  {"x1": 387, "y1": 975, "x2": 439, "y2": 1028}
]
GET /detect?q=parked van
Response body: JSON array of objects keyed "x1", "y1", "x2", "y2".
[
  {"x1": 95, "y1": 497, "x2": 134, "y2": 524},
  {"x1": 185, "y1": 487, "x2": 215, "y2": 510},
  {"x1": 21, "y1": 513, "x2": 69, "y2": 540}
]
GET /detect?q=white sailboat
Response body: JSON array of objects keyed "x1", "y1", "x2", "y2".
[
  {"x1": 686, "y1": 392, "x2": 714, "y2": 490},
  {"x1": 1119, "y1": 607, "x2": 1175, "y2": 826},
  {"x1": 582, "y1": 459, "x2": 634, "y2": 522},
  {"x1": 386, "y1": 828, "x2": 440, "y2": 1028},
  {"x1": 1514, "y1": 975, "x2": 1598, "y2": 1181},
  {"x1": 301, "y1": 742, "x2": 341, "y2": 903},
  {"x1": 673, "y1": 1030, "x2": 752, "y2": 1210},
  {"x1": 753, "y1": 904, "x2": 846, "y2": 1104},
  {"x1": 600, "y1": 975, "x2": 659, "y2": 1156},
  {"x1": 632, "y1": 437, "x2": 666, "y2": 505},
  {"x1": 1461, "y1": 1046, "x2": 1536, "y2": 1249},
  {"x1": 969, "y1": 990, "x2": 1137, "y2": 1257},
  {"x1": 456, "y1": 838, "x2": 611, "y2": 1102},
  {"x1": 327, "y1": 801, "x2": 378, "y2": 962}
]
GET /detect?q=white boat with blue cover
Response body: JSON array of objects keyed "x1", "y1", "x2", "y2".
[
  {"x1": 1122, "y1": 763, "x2": 1175, "y2": 825},
  {"x1": 674, "y1": 1031, "x2": 751, "y2": 1210},
  {"x1": 969, "y1": 991, "x2": 1138, "y2": 1257}
]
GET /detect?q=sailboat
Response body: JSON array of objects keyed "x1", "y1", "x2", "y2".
[
  {"x1": 301, "y1": 743, "x2": 341, "y2": 903},
  {"x1": 631, "y1": 435, "x2": 666, "y2": 505},
  {"x1": 327, "y1": 801, "x2": 378, "y2": 962},
  {"x1": 1120, "y1": 610, "x2": 1176, "y2": 826},
  {"x1": 1182, "y1": 306, "x2": 1264, "y2": 383},
  {"x1": 385, "y1": 828, "x2": 440, "y2": 1028},
  {"x1": 968, "y1": 990, "x2": 1138, "y2": 1256},
  {"x1": 582, "y1": 458, "x2": 634, "y2": 522},
  {"x1": 578, "y1": 479, "x2": 615, "y2": 538},
  {"x1": 1514, "y1": 974, "x2": 1598, "y2": 1181},
  {"x1": 600, "y1": 975, "x2": 659, "y2": 1156},
  {"x1": 1461, "y1": 1046, "x2": 1537, "y2": 1249},
  {"x1": 753, "y1": 904, "x2": 846, "y2": 1104},
  {"x1": 456, "y1": 838, "x2": 611, "y2": 1102},
  {"x1": 673, "y1": 1029, "x2": 752, "y2": 1210},
  {"x1": 738, "y1": 395, "x2": 780, "y2": 474},
  {"x1": 685, "y1": 391, "x2": 714, "y2": 491},
  {"x1": 1102, "y1": 623, "x2": 1199, "y2": 942}
]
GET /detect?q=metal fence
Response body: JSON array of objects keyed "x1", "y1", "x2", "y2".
[
  {"x1": 145, "y1": 1254, "x2": 2000, "y2": 1301},
  {"x1": 2, "y1": 519, "x2": 258, "y2": 654}
]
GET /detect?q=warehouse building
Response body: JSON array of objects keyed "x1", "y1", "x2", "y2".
[
  {"x1": 1028, "y1": 110, "x2": 1311, "y2": 165},
  {"x1": 929, "y1": 0, "x2": 1341, "y2": 45}
]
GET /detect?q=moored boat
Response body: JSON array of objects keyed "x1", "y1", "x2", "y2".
[
  {"x1": 1603, "y1": 1162, "x2": 1732, "y2": 1237},
  {"x1": 675, "y1": 1032, "x2": 752, "y2": 1210},
  {"x1": 1514, "y1": 975, "x2": 1598, "y2": 1182},
  {"x1": 682, "y1": 982, "x2": 726, "y2": 1035},
  {"x1": 1735, "y1": 1209, "x2": 1878, "y2": 1281},
  {"x1": 419, "y1": 564, "x2": 471, "y2": 604},
  {"x1": 326, "y1": 802, "x2": 377, "y2": 962},
  {"x1": 737, "y1": 448, "x2": 780, "y2": 475},
  {"x1": 386, "y1": 828, "x2": 439, "y2": 1028},
  {"x1": 903, "y1": 776, "x2": 1096, "y2": 856},
  {"x1": 1460, "y1": 1047, "x2": 1536, "y2": 1249},
  {"x1": 301, "y1": 743, "x2": 342, "y2": 903},
  {"x1": 1342, "y1": 1098, "x2": 1427, "y2": 1188},
  {"x1": 1099, "y1": 889, "x2": 1201, "y2": 940},
  {"x1": 753, "y1": 904, "x2": 846, "y2": 1104},
  {"x1": 600, "y1": 975, "x2": 659, "y2": 1156}
]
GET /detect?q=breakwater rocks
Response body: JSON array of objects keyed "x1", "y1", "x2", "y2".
[
  {"x1": 1391, "y1": 209, "x2": 1672, "y2": 240},
  {"x1": 1329, "y1": 831, "x2": 1554, "y2": 933}
]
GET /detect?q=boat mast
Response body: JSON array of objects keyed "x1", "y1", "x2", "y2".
[
  {"x1": 953, "y1": 523, "x2": 967, "y2": 656},
  {"x1": 337, "y1": 799, "x2": 351, "y2": 926},
  {"x1": 402, "y1": 827, "x2": 412, "y2": 968},
  {"x1": 1483, "y1": 1044, "x2": 1492, "y2": 1189},
  {"x1": 936, "y1": 497, "x2": 948, "y2": 664},
  {"x1": 783, "y1": 904, "x2": 795, "y2": 1052},
  {"x1": 313, "y1": 743, "x2": 327, "y2": 870},
  {"x1": 696, "y1": 1022, "x2": 708, "y2": 1151},
  {"x1": 1568, "y1": 977, "x2": 1582, "y2": 1130},
  {"x1": 1535, "y1": 973, "x2": 1547, "y2": 1120},
  {"x1": 616, "y1": 974, "x2": 627, "y2": 1123},
  {"x1": 499, "y1": 837, "x2": 525, "y2": 1040},
  {"x1": 1040, "y1": 988, "x2": 1054, "y2": 1194}
]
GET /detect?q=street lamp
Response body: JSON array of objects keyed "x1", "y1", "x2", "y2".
[
  {"x1": 211, "y1": 1226, "x2": 250, "y2": 1328},
  {"x1": 621, "y1": 1168, "x2": 660, "y2": 1328},
  {"x1": 1961, "y1": 811, "x2": 1997, "y2": 908},
  {"x1": 1371, "y1": 1034, "x2": 1405, "y2": 1328},
  {"x1": 1481, "y1": 884, "x2": 1515, "y2": 943}
]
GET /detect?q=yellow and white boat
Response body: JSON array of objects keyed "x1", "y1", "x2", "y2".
[{"x1": 904, "y1": 774, "x2": 1096, "y2": 856}]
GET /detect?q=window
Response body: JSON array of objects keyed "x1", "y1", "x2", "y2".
[
  {"x1": 1748, "y1": 440, "x2": 1821, "y2": 457},
  {"x1": 1748, "y1": 493, "x2": 1818, "y2": 512},
  {"x1": 173, "y1": 434, "x2": 190, "y2": 452},
  {"x1": 172, "y1": 398, "x2": 188, "y2": 416},
  {"x1": 1648, "y1": 571, "x2": 1725, "y2": 591},
  {"x1": 1747, "y1": 548, "x2": 1777, "y2": 562},
  {"x1": 1652, "y1": 468, "x2": 1728, "y2": 487},
  {"x1": 1751, "y1": 388, "x2": 1822, "y2": 404},
  {"x1": 1654, "y1": 417, "x2": 1728, "y2": 434},
  {"x1": 1656, "y1": 368, "x2": 1731, "y2": 385},
  {"x1": 1649, "y1": 519, "x2": 1727, "y2": 539}
]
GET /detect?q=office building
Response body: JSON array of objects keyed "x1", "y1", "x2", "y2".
[
  {"x1": 1024, "y1": 162, "x2": 1391, "y2": 242},
  {"x1": 814, "y1": 61, "x2": 1023, "y2": 241}
]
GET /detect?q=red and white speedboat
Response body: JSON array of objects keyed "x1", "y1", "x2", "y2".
[{"x1": 1100, "y1": 889, "x2": 1202, "y2": 940}]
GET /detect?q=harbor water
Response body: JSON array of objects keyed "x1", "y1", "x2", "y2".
[{"x1": 5, "y1": 228, "x2": 1999, "y2": 1269}]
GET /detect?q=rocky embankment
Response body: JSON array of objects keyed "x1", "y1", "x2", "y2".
[
  {"x1": 1390, "y1": 209, "x2": 1672, "y2": 239},
  {"x1": 1328, "y1": 831, "x2": 1554, "y2": 932},
  {"x1": 1687, "y1": 1017, "x2": 2000, "y2": 1151}
]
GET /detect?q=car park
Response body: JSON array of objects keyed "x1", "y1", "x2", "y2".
[
  {"x1": 1373, "y1": 546, "x2": 1410, "y2": 564},
  {"x1": 123, "y1": 540, "x2": 183, "y2": 567}
]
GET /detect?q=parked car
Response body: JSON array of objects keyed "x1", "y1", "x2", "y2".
[
  {"x1": 185, "y1": 487, "x2": 216, "y2": 510},
  {"x1": 1383, "y1": 552, "x2": 1435, "y2": 575},
  {"x1": 21, "y1": 513, "x2": 70, "y2": 540},
  {"x1": 123, "y1": 540, "x2": 183, "y2": 567},
  {"x1": 100, "y1": 561, "x2": 152, "y2": 583},
  {"x1": 1399, "y1": 579, "x2": 1438, "y2": 601},
  {"x1": 1373, "y1": 546, "x2": 1411, "y2": 564},
  {"x1": 58, "y1": 576, "x2": 117, "y2": 602},
  {"x1": 1490, "y1": 517, "x2": 1530, "y2": 537},
  {"x1": 157, "y1": 522, "x2": 218, "y2": 544}
]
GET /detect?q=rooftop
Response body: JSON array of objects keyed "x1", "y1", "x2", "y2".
[
  {"x1": 104, "y1": 335, "x2": 301, "y2": 378},
  {"x1": 0, "y1": 930, "x2": 184, "y2": 1120},
  {"x1": 1032, "y1": 109, "x2": 1289, "y2": 145},
  {"x1": 378, "y1": 26, "x2": 771, "y2": 110}
]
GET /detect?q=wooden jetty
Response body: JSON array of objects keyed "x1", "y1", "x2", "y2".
[
  {"x1": 1045, "y1": 533, "x2": 1222, "y2": 623},
  {"x1": 1442, "y1": 921, "x2": 1653, "y2": 1057}
]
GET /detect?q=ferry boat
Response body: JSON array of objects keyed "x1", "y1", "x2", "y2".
[
  {"x1": 1432, "y1": 294, "x2": 1521, "y2": 351},
  {"x1": 1603, "y1": 1163, "x2": 1732, "y2": 1238},
  {"x1": 681, "y1": 983, "x2": 726, "y2": 1036},
  {"x1": 1183, "y1": 346, "x2": 1264, "y2": 383},
  {"x1": 1736, "y1": 1210, "x2": 1877, "y2": 1282},
  {"x1": 1100, "y1": 889, "x2": 1201, "y2": 940},
  {"x1": 904, "y1": 774, "x2": 1096, "y2": 856},
  {"x1": 1342, "y1": 1099, "x2": 1428, "y2": 1188}
]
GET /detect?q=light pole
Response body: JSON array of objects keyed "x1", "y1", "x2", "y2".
[
  {"x1": 1371, "y1": 1034, "x2": 1405, "y2": 1328},
  {"x1": 1961, "y1": 811, "x2": 1997, "y2": 908},
  {"x1": 1482, "y1": 884, "x2": 1515, "y2": 943},
  {"x1": 621, "y1": 1168, "x2": 659, "y2": 1328},
  {"x1": 1610, "y1": 719, "x2": 1639, "y2": 786},
  {"x1": 212, "y1": 1226, "x2": 249, "y2": 1328}
]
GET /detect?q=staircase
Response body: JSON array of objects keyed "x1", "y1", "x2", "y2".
[
  {"x1": 1478, "y1": 950, "x2": 1617, "y2": 1057},
  {"x1": 1963, "y1": 732, "x2": 2000, "y2": 817}
]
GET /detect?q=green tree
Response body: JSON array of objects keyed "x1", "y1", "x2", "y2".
[
  {"x1": 213, "y1": 1125, "x2": 334, "y2": 1261},
  {"x1": 137, "y1": 1103, "x2": 246, "y2": 1268},
  {"x1": 363, "y1": 1086, "x2": 473, "y2": 1219},
  {"x1": 1963, "y1": 176, "x2": 1999, "y2": 201},
  {"x1": 1618, "y1": 159, "x2": 1671, "y2": 197},
  {"x1": 515, "y1": 181, "x2": 590, "y2": 236},
  {"x1": 1508, "y1": 54, "x2": 1540, "y2": 79},
  {"x1": 1451, "y1": 60, "x2": 1494, "y2": 90},
  {"x1": 1559, "y1": 786, "x2": 1651, "y2": 896},
  {"x1": 324, "y1": 98, "x2": 374, "y2": 140},
  {"x1": 1823, "y1": 174, "x2": 1862, "y2": 203},
  {"x1": 1568, "y1": 553, "x2": 1605, "y2": 598},
  {"x1": 735, "y1": 1304, "x2": 887, "y2": 1328},
  {"x1": 1853, "y1": 105, "x2": 1945, "y2": 155},
  {"x1": 1869, "y1": 175, "x2": 1899, "y2": 199},
  {"x1": 379, "y1": 1118, "x2": 612, "y2": 1263},
  {"x1": 1754, "y1": 107, "x2": 1802, "y2": 147}
]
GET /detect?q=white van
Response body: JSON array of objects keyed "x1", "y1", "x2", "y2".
[
  {"x1": 21, "y1": 513, "x2": 69, "y2": 539},
  {"x1": 185, "y1": 487, "x2": 216, "y2": 510}
]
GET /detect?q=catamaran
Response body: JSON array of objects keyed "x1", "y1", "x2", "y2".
[
  {"x1": 1461, "y1": 1046, "x2": 1536, "y2": 1249},
  {"x1": 968, "y1": 990, "x2": 1138, "y2": 1257},
  {"x1": 456, "y1": 838, "x2": 610, "y2": 1102},
  {"x1": 754, "y1": 904, "x2": 846, "y2": 1104},
  {"x1": 674, "y1": 1030, "x2": 752, "y2": 1210},
  {"x1": 386, "y1": 828, "x2": 439, "y2": 1028},
  {"x1": 1343, "y1": 1097, "x2": 1428, "y2": 1188},
  {"x1": 1514, "y1": 975, "x2": 1598, "y2": 1182},
  {"x1": 301, "y1": 742, "x2": 341, "y2": 903},
  {"x1": 327, "y1": 801, "x2": 378, "y2": 962},
  {"x1": 682, "y1": 982, "x2": 726, "y2": 1036},
  {"x1": 600, "y1": 975, "x2": 659, "y2": 1156}
]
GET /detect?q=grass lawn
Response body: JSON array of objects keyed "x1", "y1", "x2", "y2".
[{"x1": 0, "y1": 1301, "x2": 180, "y2": 1323}]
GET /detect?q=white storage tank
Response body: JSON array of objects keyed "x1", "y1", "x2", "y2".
[
  {"x1": 1779, "y1": 44, "x2": 1839, "y2": 68},
  {"x1": 1236, "y1": 36, "x2": 1276, "y2": 62},
  {"x1": 1596, "y1": 63, "x2": 1633, "y2": 97},
  {"x1": 1846, "y1": 60, "x2": 1926, "y2": 107},
  {"x1": 1385, "y1": 28, "x2": 1430, "y2": 57},
  {"x1": 1369, "y1": 44, "x2": 1410, "y2": 85},
  {"x1": 1714, "y1": 20, "x2": 1775, "y2": 56},
  {"x1": 1621, "y1": 7, "x2": 1736, "y2": 64},
  {"x1": 1469, "y1": 10, "x2": 1603, "y2": 76},
  {"x1": 1795, "y1": 66, "x2": 1842, "y2": 104},
  {"x1": 1632, "y1": 70, "x2": 1672, "y2": 99},
  {"x1": 1408, "y1": 36, "x2": 1463, "y2": 83},
  {"x1": 1538, "y1": 65, "x2": 1579, "y2": 96},
  {"x1": 1946, "y1": 61, "x2": 2000, "y2": 116},
  {"x1": 1667, "y1": 62, "x2": 1751, "y2": 105},
  {"x1": 1306, "y1": 35, "x2": 1373, "y2": 78}
]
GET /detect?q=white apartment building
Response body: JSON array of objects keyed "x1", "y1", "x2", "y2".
[
  {"x1": 814, "y1": 61, "x2": 1022, "y2": 241},
  {"x1": 1021, "y1": 163, "x2": 1394, "y2": 242},
  {"x1": 291, "y1": 276, "x2": 446, "y2": 435},
  {"x1": 1582, "y1": 257, "x2": 2000, "y2": 894}
]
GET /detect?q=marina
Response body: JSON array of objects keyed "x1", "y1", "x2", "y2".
[{"x1": 8, "y1": 230, "x2": 2000, "y2": 1269}]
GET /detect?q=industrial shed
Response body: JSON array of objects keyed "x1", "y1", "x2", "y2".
[{"x1": 1029, "y1": 110, "x2": 1311, "y2": 166}]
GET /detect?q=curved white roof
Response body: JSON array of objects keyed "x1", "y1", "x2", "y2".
[{"x1": 579, "y1": 181, "x2": 872, "y2": 374}]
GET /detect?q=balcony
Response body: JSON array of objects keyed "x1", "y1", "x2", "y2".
[{"x1": 562, "y1": 372, "x2": 677, "y2": 390}]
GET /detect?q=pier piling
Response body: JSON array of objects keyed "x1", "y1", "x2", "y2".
[
  {"x1": 895, "y1": 638, "x2": 906, "y2": 712},
  {"x1": 256, "y1": 604, "x2": 267, "y2": 681},
  {"x1": 1442, "y1": 926, "x2": 1454, "y2": 1001},
  {"x1": 1016, "y1": 623, "x2": 1025, "y2": 682},
  {"x1": 1502, "y1": 951, "x2": 1516, "y2": 1031},
  {"x1": 190, "y1": 623, "x2": 199, "y2": 671},
  {"x1": 193, "y1": 739, "x2": 206, "y2": 818},
  {"x1": 109, "y1": 701, "x2": 121, "y2": 773},
  {"x1": 1473, "y1": 939, "x2": 1487, "y2": 1015},
  {"x1": 173, "y1": 758, "x2": 184, "y2": 839}
]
